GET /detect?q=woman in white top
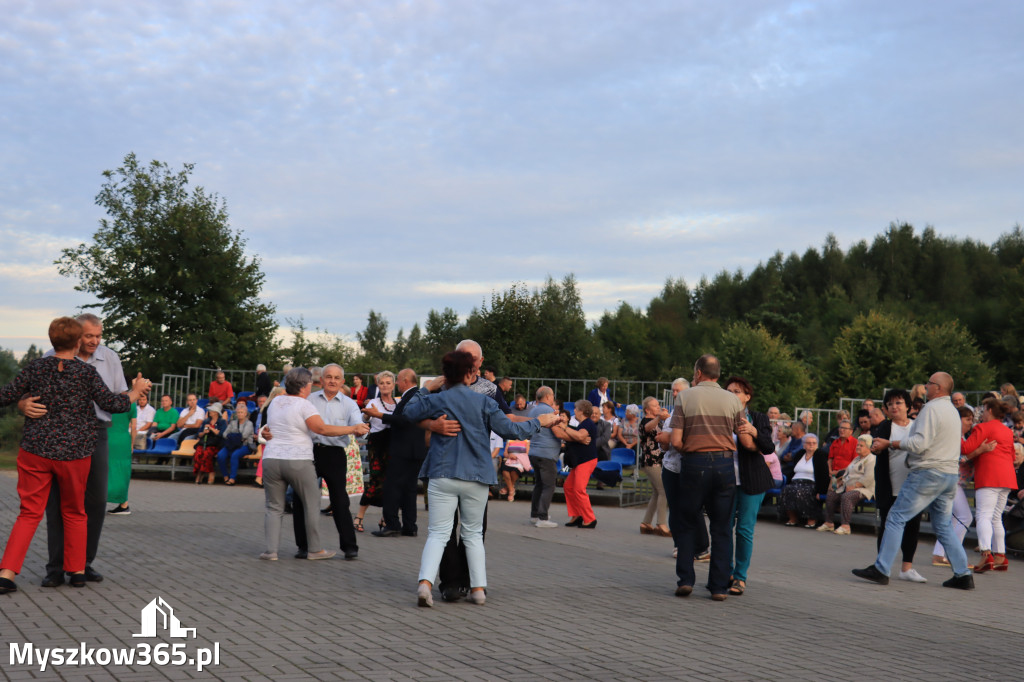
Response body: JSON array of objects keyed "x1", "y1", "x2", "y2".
[
  {"x1": 355, "y1": 371, "x2": 397, "y2": 532},
  {"x1": 258, "y1": 368, "x2": 354, "y2": 561},
  {"x1": 778, "y1": 434, "x2": 823, "y2": 528}
]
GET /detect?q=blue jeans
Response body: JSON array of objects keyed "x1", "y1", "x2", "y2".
[
  {"x1": 875, "y1": 468, "x2": 970, "y2": 577},
  {"x1": 674, "y1": 453, "x2": 736, "y2": 593},
  {"x1": 732, "y1": 490, "x2": 765, "y2": 583},
  {"x1": 418, "y1": 478, "x2": 490, "y2": 588},
  {"x1": 217, "y1": 446, "x2": 251, "y2": 480}
]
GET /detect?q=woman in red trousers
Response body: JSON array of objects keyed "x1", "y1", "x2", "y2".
[
  {"x1": 0, "y1": 317, "x2": 149, "y2": 594},
  {"x1": 553, "y1": 399, "x2": 599, "y2": 529}
]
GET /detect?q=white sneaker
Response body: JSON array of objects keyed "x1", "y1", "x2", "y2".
[
  {"x1": 535, "y1": 520, "x2": 558, "y2": 528},
  {"x1": 529, "y1": 517, "x2": 539, "y2": 525},
  {"x1": 898, "y1": 568, "x2": 927, "y2": 583}
]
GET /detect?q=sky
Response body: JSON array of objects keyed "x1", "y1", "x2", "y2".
[{"x1": 2, "y1": 0, "x2": 1023, "y2": 357}]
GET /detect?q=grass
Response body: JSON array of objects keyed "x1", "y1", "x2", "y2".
[{"x1": 0, "y1": 449, "x2": 15, "y2": 469}]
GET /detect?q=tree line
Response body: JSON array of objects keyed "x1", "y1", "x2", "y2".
[{"x1": 17, "y1": 154, "x2": 1019, "y2": 413}]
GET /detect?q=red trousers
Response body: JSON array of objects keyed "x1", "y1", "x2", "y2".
[
  {"x1": 564, "y1": 458, "x2": 597, "y2": 524},
  {"x1": 0, "y1": 449, "x2": 90, "y2": 574}
]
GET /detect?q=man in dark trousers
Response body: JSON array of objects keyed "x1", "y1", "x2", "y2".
[{"x1": 368, "y1": 368, "x2": 427, "y2": 537}]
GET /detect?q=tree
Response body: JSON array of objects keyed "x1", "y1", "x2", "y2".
[
  {"x1": 424, "y1": 307, "x2": 463, "y2": 369},
  {"x1": 56, "y1": 153, "x2": 279, "y2": 378},
  {"x1": 356, "y1": 310, "x2": 389, "y2": 363},
  {"x1": 830, "y1": 312, "x2": 926, "y2": 399},
  {"x1": 0, "y1": 348, "x2": 18, "y2": 385},
  {"x1": 18, "y1": 344, "x2": 43, "y2": 368},
  {"x1": 715, "y1": 322, "x2": 813, "y2": 413}
]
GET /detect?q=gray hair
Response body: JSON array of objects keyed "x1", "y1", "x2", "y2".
[
  {"x1": 310, "y1": 366, "x2": 323, "y2": 382},
  {"x1": 642, "y1": 396, "x2": 659, "y2": 412},
  {"x1": 672, "y1": 377, "x2": 690, "y2": 390},
  {"x1": 376, "y1": 370, "x2": 396, "y2": 385},
  {"x1": 857, "y1": 434, "x2": 873, "y2": 449},
  {"x1": 323, "y1": 363, "x2": 344, "y2": 377},
  {"x1": 284, "y1": 367, "x2": 313, "y2": 395},
  {"x1": 535, "y1": 386, "x2": 553, "y2": 401},
  {"x1": 574, "y1": 399, "x2": 594, "y2": 415},
  {"x1": 256, "y1": 363, "x2": 267, "y2": 372},
  {"x1": 76, "y1": 312, "x2": 102, "y2": 327},
  {"x1": 625, "y1": 403, "x2": 641, "y2": 418}
]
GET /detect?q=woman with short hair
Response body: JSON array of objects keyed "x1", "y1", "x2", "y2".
[
  {"x1": 962, "y1": 397, "x2": 1018, "y2": 573},
  {"x1": 354, "y1": 370, "x2": 396, "y2": 532},
  {"x1": 218, "y1": 403, "x2": 255, "y2": 485},
  {"x1": 402, "y1": 351, "x2": 557, "y2": 606},
  {"x1": 258, "y1": 368, "x2": 358, "y2": 561},
  {"x1": 819, "y1": 434, "x2": 876, "y2": 535},
  {"x1": 0, "y1": 317, "x2": 149, "y2": 593},
  {"x1": 638, "y1": 396, "x2": 670, "y2": 536},
  {"x1": 193, "y1": 403, "x2": 226, "y2": 485},
  {"x1": 778, "y1": 434, "x2": 825, "y2": 528}
]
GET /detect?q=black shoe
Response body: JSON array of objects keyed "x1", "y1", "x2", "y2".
[
  {"x1": 441, "y1": 587, "x2": 468, "y2": 602},
  {"x1": 565, "y1": 517, "x2": 583, "y2": 527},
  {"x1": 851, "y1": 565, "x2": 889, "y2": 585},
  {"x1": 294, "y1": 551, "x2": 308, "y2": 559},
  {"x1": 68, "y1": 573, "x2": 87, "y2": 588},
  {"x1": 371, "y1": 529, "x2": 401, "y2": 538},
  {"x1": 108, "y1": 505, "x2": 131, "y2": 515},
  {"x1": 401, "y1": 530, "x2": 418, "y2": 537},
  {"x1": 41, "y1": 573, "x2": 64, "y2": 588},
  {"x1": 344, "y1": 550, "x2": 358, "y2": 561},
  {"x1": 0, "y1": 577, "x2": 16, "y2": 594},
  {"x1": 321, "y1": 506, "x2": 333, "y2": 516},
  {"x1": 581, "y1": 520, "x2": 597, "y2": 529},
  {"x1": 943, "y1": 573, "x2": 975, "y2": 590},
  {"x1": 84, "y1": 568, "x2": 103, "y2": 583}
]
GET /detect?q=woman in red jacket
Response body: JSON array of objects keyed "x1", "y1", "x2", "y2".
[{"x1": 961, "y1": 397, "x2": 1018, "y2": 573}]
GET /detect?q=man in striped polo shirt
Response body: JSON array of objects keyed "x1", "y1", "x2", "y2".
[{"x1": 669, "y1": 354, "x2": 757, "y2": 601}]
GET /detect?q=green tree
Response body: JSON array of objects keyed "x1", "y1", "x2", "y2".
[
  {"x1": 921, "y1": 320, "x2": 995, "y2": 391},
  {"x1": 715, "y1": 322, "x2": 813, "y2": 413},
  {"x1": 356, "y1": 310, "x2": 389, "y2": 363},
  {"x1": 18, "y1": 344, "x2": 43, "y2": 368},
  {"x1": 830, "y1": 312, "x2": 926, "y2": 399},
  {"x1": 56, "y1": 153, "x2": 279, "y2": 378},
  {"x1": 0, "y1": 348, "x2": 18, "y2": 385},
  {"x1": 424, "y1": 307, "x2": 463, "y2": 368}
]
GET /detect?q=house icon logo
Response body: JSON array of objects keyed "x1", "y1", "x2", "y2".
[{"x1": 133, "y1": 596, "x2": 197, "y2": 639}]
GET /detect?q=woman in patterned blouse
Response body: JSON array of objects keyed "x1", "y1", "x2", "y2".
[{"x1": 0, "y1": 317, "x2": 150, "y2": 594}]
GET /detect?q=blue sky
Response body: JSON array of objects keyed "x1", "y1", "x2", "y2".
[{"x1": 2, "y1": 0, "x2": 1022, "y2": 357}]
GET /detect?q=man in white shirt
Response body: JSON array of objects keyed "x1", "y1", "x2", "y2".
[
  {"x1": 176, "y1": 393, "x2": 205, "y2": 444},
  {"x1": 852, "y1": 372, "x2": 974, "y2": 589},
  {"x1": 133, "y1": 393, "x2": 156, "y2": 450},
  {"x1": 301, "y1": 363, "x2": 368, "y2": 560}
]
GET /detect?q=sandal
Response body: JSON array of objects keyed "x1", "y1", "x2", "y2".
[
  {"x1": 728, "y1": 579, "x2": 745, "y2": 596},
  {"x1": 353, "y1": 516, "x2": 364, "y2": 532}
]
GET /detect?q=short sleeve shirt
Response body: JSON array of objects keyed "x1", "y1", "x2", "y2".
[
  {"x1": 263, "y1": 395, "x2": 318, "y2": 460},
  {"x1": 669, "y1": 381, "x2": 743, "y2": 453}
]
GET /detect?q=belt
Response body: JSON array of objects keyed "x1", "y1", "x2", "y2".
[{"x1": 685, "y1": 450, "x2": 733, "y2": 458}]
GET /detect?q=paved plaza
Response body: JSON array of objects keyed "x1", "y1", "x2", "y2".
[{"x1": 0, "y1": 471, "x2": 1020, "y2": 681}]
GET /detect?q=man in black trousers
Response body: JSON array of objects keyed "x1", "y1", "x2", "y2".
[{"x1": 368, "y1": 368, "x2": 427, "y2": 537}]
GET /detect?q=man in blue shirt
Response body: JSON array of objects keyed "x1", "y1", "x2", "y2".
[{"x1": 528, "y1": 386, "x2": 563, "y2": 528}]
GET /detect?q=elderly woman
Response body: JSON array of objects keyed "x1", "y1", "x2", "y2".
[
  {"x1": 354, "y1": 370, "x2": 397, "y2": 533},
  {"x1": 193, "y1": 403, "x2": 226, "y2": 485},
  {"x1": 778, "y1": 433, "x2": 826, "y2": 528},
  {"x1": 218, "y1": 403, "x2": 255, "y2": 485},
  {"x1": 258, "y1": 367, "x2": 359, "y2": 561},
  {"x1": 872, "y1": 388, "x2": 930, "y2": 581},
  {"x1": 402, "y1": 351, "x2": 557, "y2": 606},
  {"x1": 613, "y1": 404, "x2": 640, "y2": 452},
  {"x1": 0, "y1": 317, "x2": 149, "y2": 593},
  {"x1": 722, "y1": 376, "x2": 776, "y2": 595},
  {"x1": 819, "y1": 435, "x2": 876, "y2": 535},
  {"x1": 638, "y1": 396, "x2": 670, "y2": 536},
  {"x1": 962, "y1": 397, "x2": 1018, "y2": 573}
]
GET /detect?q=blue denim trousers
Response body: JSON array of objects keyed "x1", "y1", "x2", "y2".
[
  {"x1": 418, "y1": 478, "x2": 490, "y2": 588},
  {"x1": 732, "y1": 490, "x2": 765, "y2": 583},
  {"x1": 674, "y1": 453, "x2": 736, "y2": 593},
  {"x1": 875, "y1": 468, "x2": 970, "y2": 577}
]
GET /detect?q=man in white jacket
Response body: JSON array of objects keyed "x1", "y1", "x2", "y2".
[{"x1": 852, "y1": 372, "x2": 974, "y2": 589}]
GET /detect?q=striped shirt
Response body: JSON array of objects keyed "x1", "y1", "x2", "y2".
[{"x1": 669, "y1": 380, "x2": 743, "y2": 453}]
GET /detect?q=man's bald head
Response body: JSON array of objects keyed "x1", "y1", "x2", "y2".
[{"x1": 928, "y1": 372, "x2": 954, "y2": 398}]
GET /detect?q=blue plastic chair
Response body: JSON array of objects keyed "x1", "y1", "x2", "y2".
[
  {"x1": 614, "y1": 405, "x2": 626, "y2": 419},
  {"x1": 197, "y1": 398, "x2": 210, "y2": 409},
  {"x1": 609, "y1": 448, "x2": 636, "y2": 468}
]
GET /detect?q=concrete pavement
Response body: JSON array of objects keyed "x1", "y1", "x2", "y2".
[{"x1": 0, "y1": 471, "x2": 1020, "y2": 681}]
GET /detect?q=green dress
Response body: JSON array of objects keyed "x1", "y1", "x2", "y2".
[{"x1": 107, "y1": 403, "x2": 136, "y2": 505}]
